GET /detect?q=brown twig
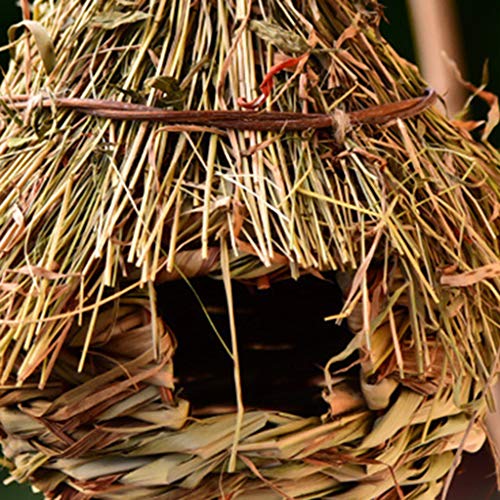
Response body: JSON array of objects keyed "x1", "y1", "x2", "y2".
[{"x1": 3, "y1": 89, "x2": 437, "y2": 132}]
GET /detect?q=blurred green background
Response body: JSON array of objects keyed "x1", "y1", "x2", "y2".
[{"x1": 0, "y1": 1, "x2": 498, "y2": 498}]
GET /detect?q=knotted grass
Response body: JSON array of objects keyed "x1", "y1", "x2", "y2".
[{"x1": 0, "y1": 0, "x2": 498, "y2": 498}]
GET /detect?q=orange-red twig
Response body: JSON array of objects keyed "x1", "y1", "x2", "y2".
[{"x1": 237, "y1": 54, "x2": 309, "y2": 109}]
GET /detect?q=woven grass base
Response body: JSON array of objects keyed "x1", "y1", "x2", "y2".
[{"x1": 0, "y1": 287, "x2": 488, "y2": 499}]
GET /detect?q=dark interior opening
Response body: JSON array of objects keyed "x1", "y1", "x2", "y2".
[{"x1": 156, "y1": 273, "x2": 351, "y2": 416}]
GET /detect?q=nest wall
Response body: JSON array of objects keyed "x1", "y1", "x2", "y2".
[{"x1": 0, "y1": 0, "x2": 498, "y2": 498}]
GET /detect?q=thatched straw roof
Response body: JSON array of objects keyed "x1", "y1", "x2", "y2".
[{"x1": 0, "y1": 0, "x2": 498, "y2": 498}]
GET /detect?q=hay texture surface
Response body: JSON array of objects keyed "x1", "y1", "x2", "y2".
[{"x1": 0, "y1": 0, "x2": 499, "y2": 498}]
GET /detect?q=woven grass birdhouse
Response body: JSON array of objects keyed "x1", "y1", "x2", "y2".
[{"x1": 0, "y1": 0, "x2": 499, "y2": 498}]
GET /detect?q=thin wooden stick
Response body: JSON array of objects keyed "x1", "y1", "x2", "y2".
[{"x1": 3, "y1": 89, "x2": 437, "y2": 131}]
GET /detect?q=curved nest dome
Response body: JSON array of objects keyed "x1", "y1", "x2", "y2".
[{"x1": 0, "y1": 0, "x2": 499, "y2": 498}]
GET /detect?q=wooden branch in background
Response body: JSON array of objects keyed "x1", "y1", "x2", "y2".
[{"x1": 407, "y1": 0, "x2": 466, "y2": 115}]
